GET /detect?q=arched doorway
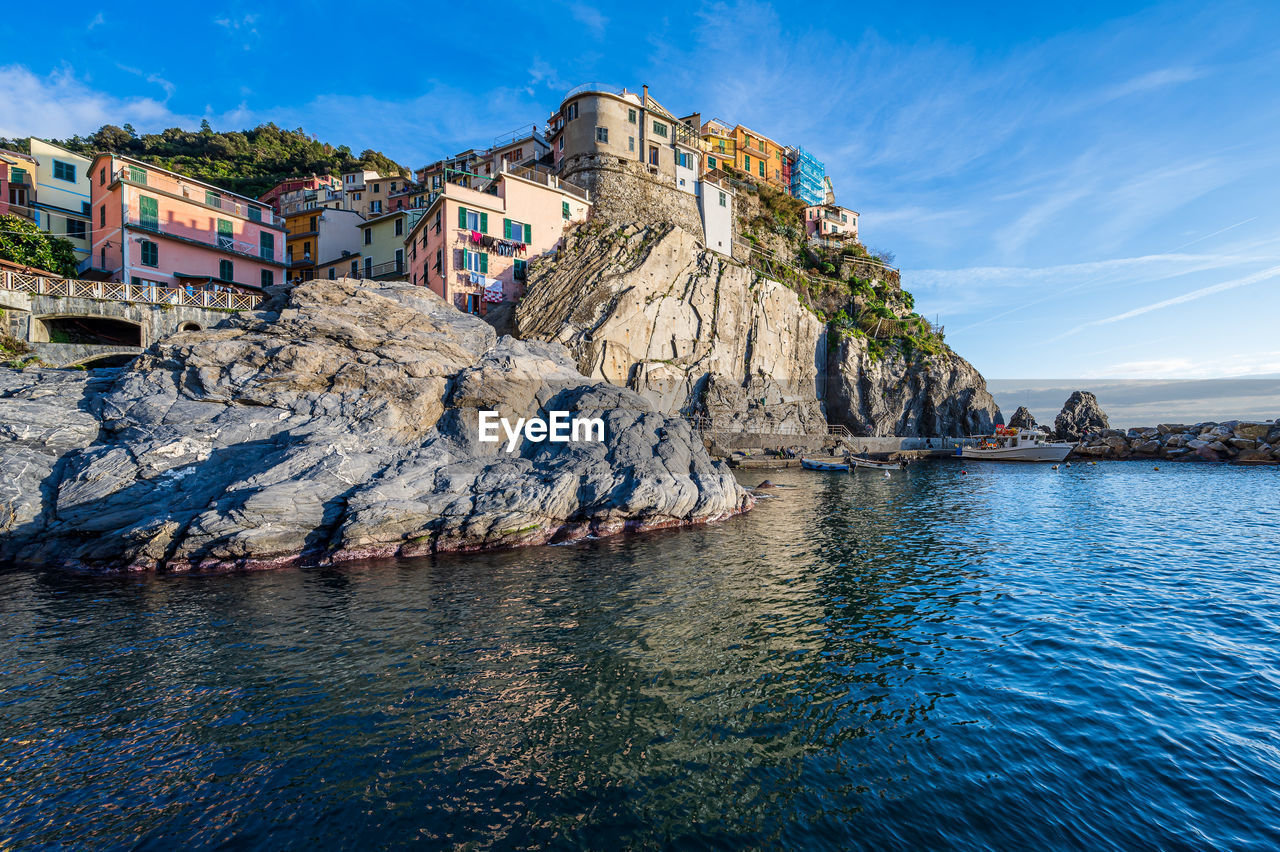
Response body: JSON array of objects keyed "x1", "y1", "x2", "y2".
[{"x1": 35, "y1": 315, "x2": 143, "y2": 347}]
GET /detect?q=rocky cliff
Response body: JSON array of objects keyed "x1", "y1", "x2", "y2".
[
  {"x1": 0, "y1": 279, "x2": 749, "y2": 571},
  {"x1": 515, "y1": 221, "x2": 999, "y2": 437},
  {"x1": 515, "y1": 222, "x2": 827, "y2": 434},
  {"x1": 1055, "y1": 391, "x2": 1110, "y2": 440}
]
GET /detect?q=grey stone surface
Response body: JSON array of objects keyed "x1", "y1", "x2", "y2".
[
  {"x1": 1007, "y1": 406, "x2": 1037, "y2": 430},
  {"x1": 1055, "y1": 391, "x2": 1110, "y2": 441},
  {"x1": 0, "y1": 278, "x2": 750, "y2": 571}
]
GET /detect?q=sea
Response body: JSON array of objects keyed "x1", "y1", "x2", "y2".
[{"x1": 2, "y1": 460, "x2": 1279, "y2": 850}]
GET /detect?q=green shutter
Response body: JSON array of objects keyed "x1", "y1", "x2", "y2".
[
  {"x1": 462, "y1": 249, "x2": 469, "y2": 269},
  {"x1": 480, "y1": 252, "x2": 487, "y2": 274},
  {"x1": 562, "y1": 201, "x2": 570, "y2": 219},
  {"x1": 523, "y1": 223, "x2": 531, "y2": 242},
  {"x1": 139, "y1": 195, "x2": 158, "y2": 229},
  {"x1": 458, "y1": 206, "x2": 467, "y2": 228},
  {"x1": 479, "y1": 212, "x2": 488, "y2": 234},
  {"x1": 503, "y1": 218, "x2": 511, "y2": 239}
]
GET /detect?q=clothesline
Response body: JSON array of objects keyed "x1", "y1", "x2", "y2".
[{"x1": 468, "y1": 230, "x2": 528, "y2": 256}]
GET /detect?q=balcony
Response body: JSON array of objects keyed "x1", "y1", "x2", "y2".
[
  {"x1": 125, "y1": 212, "x2": 280, "y2": 264},
  {"x1": 368, "y1": 259, "x2": 405, "y2": 279},
  {"x1": 288, "y1": 252, "x2": 313, "y2": 268},
  {"x1": 113, "y1": 167, "x2": 282, "y2": 228}
]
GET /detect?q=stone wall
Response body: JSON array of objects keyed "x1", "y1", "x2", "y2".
[
  {"x1": 0, "y1": 291, "x2": 241, "y2": 347},
  {"x1": 29, "y1": 343, "x2": 141, "y2": 367},
  {"x1": 560, "y1": 154, "x2": 705, "y2": 238}
]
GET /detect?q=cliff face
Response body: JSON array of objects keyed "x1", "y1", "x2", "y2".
[
  {"x1": 516, "y1": 222, "x2": 999, "y2": 437},
  {"x1": 515, "y1": 223, "x2": 827, "y2": 434},
  {"x1": 826, "y1": 334, "x2": 1000, "y2": 437}
]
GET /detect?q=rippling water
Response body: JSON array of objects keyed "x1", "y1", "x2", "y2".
[{"x1": 3, "y1": 461, "x2": 1280, "y2": 849}]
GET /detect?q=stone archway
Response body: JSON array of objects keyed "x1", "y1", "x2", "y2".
[
  {"x1": 180, "y1": 322, "x2": 202, "y2": 332},
  {"x1": 33, "y1": 315, "x2": 144, "y2": 347}
]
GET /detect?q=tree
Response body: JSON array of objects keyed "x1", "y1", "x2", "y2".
[{"x1": 0, "y1": 215, "x2": 79, "y2": 276}]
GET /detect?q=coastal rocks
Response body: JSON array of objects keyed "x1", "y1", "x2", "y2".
[
  {"x1": 825, "y1": 333, "x2": 1000, "y2": 437},
  {"x1": 1055, "y1": 391, "x2": 1110, "y2": 441},
  {"x1": 1007, "y1": 406, "x2": 1037, "y2": 430},
  {"x1": 517, "y1": 221, "x2": 1000, "y2": 438},
  {"x1": 0, "y1": 279, "x2": 750, "y2": 572},
  {"x1": 516, "y1": 222, "x2": 828, "y2": 434},
  {"x1": 1072, "y1": 419, "x2": 1280, "y2": 464}
]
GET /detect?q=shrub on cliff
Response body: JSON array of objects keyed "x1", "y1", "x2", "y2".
[{"x1": 0, "y1": 215, "x2": 78, "y2": 277}]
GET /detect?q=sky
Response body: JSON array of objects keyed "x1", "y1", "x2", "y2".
[{"x1": 3, "y1": 0, "x2": 1279, "y2": 384}]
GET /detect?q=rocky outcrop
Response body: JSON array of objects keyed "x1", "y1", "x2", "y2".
[
  {"x1": 1055, "y1": 391, "x2": 1109, "y2": 441},
  {"x1": 1007, "y1": 406, "x2": 1037, "y2": 430},
  {"x1": 1072, "y1": 420, "x2": 1280, "y2": 463},
  {"x1": 516, "y1": 222, "x2": 827, "y2": 434},
  {"x1": 0, "y1": 278, "x2": 750, "y2": 571},
  {"x1": 516, "y1": 222, "x2": 1000, "y2": 437},
  {"x1": 825, "y1": 334, "x2": 1000, "y2": 437}
]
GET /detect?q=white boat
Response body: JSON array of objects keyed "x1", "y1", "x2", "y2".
[
  {"x1": 851, "y1": 456, "x2": 902, "y2": 471},
  {"x1": 959, "y1": 428, "x2": 1075, "y2": 462},
  {"x1": 801, "y1": 458, "x2": 849, "y2": 471}
]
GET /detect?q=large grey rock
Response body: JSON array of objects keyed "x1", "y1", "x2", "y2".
[
  {"x1": 1007, "y1": 406, "x2": 1037, "y2": 430},
  {"x1": 1054, "y1": 391, "x2": 1110, "y2": 441},
  {"x1": 0, "y1": 279, "x2": 750, "y2": 571}
]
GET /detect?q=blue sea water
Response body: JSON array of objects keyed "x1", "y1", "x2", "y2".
[{"x1": 2, "y1": 460, "x2": 1279, "y2": 850}]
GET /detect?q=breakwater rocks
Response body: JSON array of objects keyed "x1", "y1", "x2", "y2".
[
  {"x1": 1072, "y1": 420, "x2": 1280, "y2": 463},
  {"x1": 0, "y1": 279, "x2": 750, "y2": 572}
]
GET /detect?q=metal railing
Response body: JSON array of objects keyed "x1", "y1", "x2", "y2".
[
  {"x1": 2, "y1": 270, "x2": 263, "y2": 310},
  {"x1": 683, "y1": 414, "x2": 843, "y2": 437},
  {"x1": 368, "y1": 259, "x2": 405, "y2": 278},
  {"x1": 125, "y1": 213, "x2": 276, "y2": 263},
  {"x1": 502, "y1": 163, "x2": 590, "y2": 201}
]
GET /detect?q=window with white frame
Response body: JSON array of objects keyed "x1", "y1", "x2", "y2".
[{"x1": 596, "y1": 126, "x2": 608, "y2": 143}]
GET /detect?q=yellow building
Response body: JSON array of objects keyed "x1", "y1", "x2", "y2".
[
  {"x1": 29, "y1": 139, "x2": 93, "y2": 265},
  {"x1": 702, "y1": 120, "x2": 789, "y2": 191}
]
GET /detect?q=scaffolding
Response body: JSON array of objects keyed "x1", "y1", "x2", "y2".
[{"x1": 788, "y1": 146, "x2": 825, "y2": 206}]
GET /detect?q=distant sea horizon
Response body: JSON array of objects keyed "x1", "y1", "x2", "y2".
[{"x1": 986, "y1": 375, "x2": 1280, "y2": 430}]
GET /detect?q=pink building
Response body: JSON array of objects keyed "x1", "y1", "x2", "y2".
[
  {"x1": 804, "y1": 203, "x2": 859, "y2": 242},
  {"x1": 89, "y1": 154, "x2": 287, "y2": 293},
  {"x1": 406, "y1": 165, "x2": 590, "y2": 314}
]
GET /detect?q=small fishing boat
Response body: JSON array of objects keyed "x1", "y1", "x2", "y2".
[
  {"x1": 959, "y1": 427, "x2": 1074, "y2": 462},
  {"x1": 800, "y1": 458, "x2": 849, "y2": 471},
  {"x1": 851, "y1": 456, "x2": 902, "y2": 471}
]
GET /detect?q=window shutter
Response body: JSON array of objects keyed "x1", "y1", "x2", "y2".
[
  {"x1": 458, "y1": 206, "x2": 467, "y2": 229},
  {"x1": 503, "y1": 218, "x2": 511, "y2": 239},
  {"x1": 462, "y1": 249, "x2": 469, "y2": 270},
  {"x1": 480, "y1": 253, "x2": 488, "y2": 274},
  {"x1": 479, "y1": 212, "x2": 488, "y2": 234},
  {"x1": 562, "y1": 201, "x2": 570, "y2": 219},
  {"x1": 523, "y1": 223, "x2": 531, "y2": 243}
]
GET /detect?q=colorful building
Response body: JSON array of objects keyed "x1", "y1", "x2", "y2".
[
  {"x1": 284, "y1": 206, "x2": 365, "y2": 281},
  {"x1": 406, "y1": 165, "x2": 590, "y2": 314},
  {"x1": 359, "y1": 209, "x2": 424, "y2": 279},
  {"x1": 415, "y1": 149, "x2": 488, "y2": 194},
  {"x1": 88, "y1": 153, "x2": 286, "y2": 293},
  {"x1": 0, "y1": 148, "x2": 39, "y2": 220},
  {"x1": 259, "y1": 174, "x2": 342, "y2": 216},
  {"x1": 28, "y1": 139, "x2": 93, "y2": 263},
  {"x1": 805, "y1": 202, "x2": 859, "y2": 242},
  {"x1": 700, "y1": 120, "x2": 736, "y2": 177}
]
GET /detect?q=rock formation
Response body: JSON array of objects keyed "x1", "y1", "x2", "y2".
[
  {"x1": 516, "y1": 222, "x2": 999, "y2": 437},
  {"x1": 1007, "y1": 406, "x2": 1037, "y2": 430},
  {"x1": 824, "y1": 334, "x2": 999, "y2": 436},
  {"x1": 1072, "y1": 420, "x2": 1280, "y2": 463},
  {"x1": 0, "y1": 279, "x2": 749, "y2": 571},
  {"x1": 516, "y1": 222, "x2": 827, "y2": 434},
  {"x1": 1054, "y1": 391, "x2": 1110, "y2": 441}
]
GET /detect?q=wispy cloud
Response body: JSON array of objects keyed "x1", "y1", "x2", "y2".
[
  {"x1": 0, "y1": 64, "x2": 182, "y2": 138},
  {"x1": 87, "y1": 12, "x2": 104, "y2": 30},
  {"x1": 567, "y1": 3, "x2": 607, "y2": 36}
]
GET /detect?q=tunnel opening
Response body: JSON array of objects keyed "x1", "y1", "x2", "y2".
[
  {"x1": 39, "y1": 316, "x2": 142, "y2": 347},
  {"x1": 76, "y1": 353, "x2": 139, "y2": 370},
  {"x1": 180, "y1": 322, "x2": 202, "y2": 332}
]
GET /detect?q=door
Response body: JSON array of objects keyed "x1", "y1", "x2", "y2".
[{"x1": 139, "y1": 195, "x2": 159, "y2": 230}]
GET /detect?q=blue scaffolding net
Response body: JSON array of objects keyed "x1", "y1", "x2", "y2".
[{"x1": 789, "y1": 146, "x2": 825, "y2": 206}]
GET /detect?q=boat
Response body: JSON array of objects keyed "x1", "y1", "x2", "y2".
[
  {"x1": 800, "y1": 458, "x2": 849, "y2": 471},
  {"x1": 959, "y1": 427, "x2": 1075, "y2": 462},
  {"x1": 851, "y1": 456, "x2": 902, "y2": 471}
]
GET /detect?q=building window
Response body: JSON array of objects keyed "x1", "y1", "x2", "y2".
[
  {"x1": 434, "y1": 249, "x2": 441, "y2": 272},
  {"x1": 628, "y1": 108, "x2": 637, "y2": 124},
  {"x1": 206, "y1": 190, "x2": 221, "y2": 208},
  {"x1": 372, "y1": 183, "x2": 380, "y2": 193},
  {"x1": 677, "y1": 152, "x2": 691, "y2": 169},
  {"x1": 394, "y1": 218, "x2": 403, "y2": 236},
  {"x1": 562, "y1": 201, "x2": 570, "y2": 220},
  {"x1": 649, "y1": 146, "x2": 659, "y2": 166},
  {"x1": 128, "y1": 165, "x2": 147, "y2": 185},
  {"x1": 364, "y1": 228, "x2": 372, "y2": 245},
  {"x1": 758, "y1": 160, "x2": 765, "y2": 178},
  {"x1": 514, "y1": 259, "x2": 527, "y2": 281},
  {"x1": 139, "y1": 196, "x2": 159, "y2": 230},
  {"x1": 302, "y1": 241, "x2": 311, "y2": 258},
  {"x1": 719, "y1": 191, "x2": 727, "y2": 207},
  {"x1": 743, "y1": 155, "x2": 751, "y2": 170},
  {"x1": 841, "y1": 214, "x2": 848, "y2": 223},
  {"x1": 351, "y1": 259, "x2": 358, "y2": 276},
  {"x1": 596, "y1": 126, "x2": 608, "y2": 144},
  {"x1": 566, "y1": 102, "x2": 578, "y2": 120},
  {"x1": 328, "y1": 267, "x2": 336, "y2": 280},
  {"x1": 462, "y1": 249, "x2": 487, "y2": 274},
  {"x1": 708, "y1": 156, "x2": 716, "y2": 170},
  {"x1": 262, "y1": 269, "x2": 274, "y2": 286},
  {"x1": 217, "y1": 219, "x2": 233, "y2": 249},
  {"x1": 219, "y1": 259, "x2": 234, "y2": 281},
  {"x1": 99, "y1": 205, "x2": 106, "y2": 227},
  {"x1": 248, "y1": 206, "x2": 262, "y2": 222},
  {"x1": 629, "y1": 136, "x2": 635, "y2": 152},
  {"x1": 140, "y1": 240, "x2": 158, "y2": 267},
  {"x1": 504, "y1": 219, "x2": 530, "y2": 241},
  {"x1": 370, "y1": 201, "x2": 382, "y2": 214},
  {"x1": 652, "y1": 121, "x2": 667, "y2": 138},
  {"x1": 66, "y1": 219, "x2": 86, "y2": 239},
  {"x1": 99, "y1": 167, "x2": 106, "y2": 185},
  {"x1": 53, "y1": 160, "x2": 76, "y2": 182},
  {"x1": 557, "y1": 137, "x2": 563, "y2": 152},
  {"x1": 459, "y1": 207, "x2": 486, "y2": 232},
  {"x1": 353, "y1": 192, "x2": 361, "y2": 200},
  {"x1": 364, "y1": 257, "x2": 372, "y2": 277},
  {"x1": 394, "y1": 248, "x2": 404, "y2": 271},
  {"x1": 390, "y1": 181, "x2": 397, "y2": 192},
  {"x1": 309, "y1": 215, "x2": 318, "y2": 232}
]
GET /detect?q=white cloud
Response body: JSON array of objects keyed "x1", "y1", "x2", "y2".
[
  {"x1": 0, "y1": 64, "x2": 183, "y2": 138},
  {"x1": 87, "y1": 12, "x2": 105, "y2": 30}
]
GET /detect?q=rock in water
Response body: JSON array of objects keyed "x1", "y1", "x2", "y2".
[
  {"x1": 1054, "y1": 391, "x2": 1110, "y2": 441},
  {"x1": 1007, "y1": 406, "x2": 1037, "y2": 430},
  {"x1": 0, "y1": 279, "x2": 750, "y2": 571}
]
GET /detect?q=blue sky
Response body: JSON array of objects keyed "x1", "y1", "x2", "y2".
[{"x1": 3, "y1": 0, "x2": 1279, "y2": 382}]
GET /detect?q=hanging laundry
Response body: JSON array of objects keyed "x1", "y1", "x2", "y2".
[
  {"x1": 470, "y1": 231, "x2": 482, "y2": 244},
  {"x1": 481, "y1": 235, "x2": 495, "y2": 248},
  {"x1": 482, "y1": 277, "x2": 504, "y2": 303}
]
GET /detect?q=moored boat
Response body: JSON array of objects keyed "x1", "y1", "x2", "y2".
[
  {"x1": 959, "y1": 427, "x2": 1075, "y2": 462},
  {"x1": 801, "y1": 458, "x2": 849, "y2": 471},
  {"x1": 851, "y1": 456, "x2": 902, "y2": 470}
]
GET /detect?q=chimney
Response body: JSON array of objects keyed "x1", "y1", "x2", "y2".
[{"x1": 642, "y1": 84, "x2": 648, "y2": 103}]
